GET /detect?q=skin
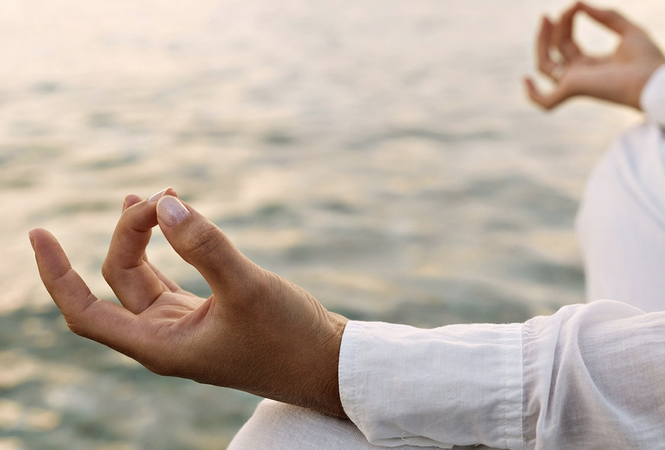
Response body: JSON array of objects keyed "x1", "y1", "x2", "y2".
[
  {"x1": 30, "y1": 189, "x2": 348, "y2": 418},
  {"x1": 524, "y1": 2, "x2": 665, "y2": 110},
  {"x1": 30, "y1": 1, "x2": 665, "y2": 422}
]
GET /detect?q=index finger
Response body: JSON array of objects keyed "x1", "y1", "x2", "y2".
[{"x1": 577, "y1": 2, "x2": 635, "y2": 35}]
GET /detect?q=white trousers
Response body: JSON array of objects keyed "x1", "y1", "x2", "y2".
[
  {"x1": 229, "y1": 124, "x2": 665, "y2": 450},
  {"x1": 228, "y1": 399, "x2": 492, "y2": 450},
  {"x1": 577, "y1": 123, "x2": 665, "y2": 312}
]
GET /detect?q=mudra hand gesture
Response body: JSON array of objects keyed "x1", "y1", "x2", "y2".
[
  {"x1": 30, "y1": 189, "x2": 348, "y2": 418},
  {"x1": 525, "y1": 1, "x2": 665, "y2": 110}
]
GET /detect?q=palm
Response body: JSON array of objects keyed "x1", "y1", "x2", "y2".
[{"x1": 140, "y1": 291, "x2": 204, "y2": 326}]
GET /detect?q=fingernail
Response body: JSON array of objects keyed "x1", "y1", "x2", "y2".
[
  {"x1": 158, "y1": 196, "x2": 190, "y2": 227},
  {"x1": 28, "y1": 232, "x2": 35, "y2": 251},
  {"x1": 148, "y1": 188, "x2": 168, "y2": 203}
]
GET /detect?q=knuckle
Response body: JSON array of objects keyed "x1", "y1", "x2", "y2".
[
  {"x1": 228, "y1": 267, "x2": 274, "y2": 312},
  {"x1": 183, "y1": 224, "x2": 223, "y2": 260},
  {"x1": 65, "y1": 318, "x2": 87, "y2": 337},
  {"x1": 255, "y1": 270, "x2": 280, "y2": 301}
]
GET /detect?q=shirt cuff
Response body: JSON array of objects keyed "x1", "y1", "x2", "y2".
[
  {"x1": 339, "y1": 320, "x2": 524, "y2": 449},
  {"x1": 639, "y1": 64, "x2": 665, "y2": 126}
]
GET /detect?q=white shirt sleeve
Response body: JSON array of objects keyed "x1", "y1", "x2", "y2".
[
  {"x1": 339, "y1": 300, "x2": 665, "y2": 449},
  {"x1": 640, "y1": 64, "x2": 665, "y2": 126}
]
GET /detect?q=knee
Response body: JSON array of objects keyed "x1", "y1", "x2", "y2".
[
  {"x1": 228, "y1": 399, "x2": 367, "y2": 450},
  {"x1": 227, "y1": 400, "x2": 314, "y2": 449}
]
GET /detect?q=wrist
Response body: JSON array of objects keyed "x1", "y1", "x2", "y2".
[
  {"x1": 632, "y1": 60, "x2": 665, "y2": 110},
  {"x1": 306, "y1": 312, "x2": 348, "y2": 418},
  {"x1": 262, "y1": 308, "x2": 348, "y2": 418}
]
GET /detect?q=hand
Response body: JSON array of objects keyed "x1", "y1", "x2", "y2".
[
  {"x1": 525, "y1": 1, "x2": 665, "y2": 110},
  {"x1": 30, "y1": 189, "x2": 348, "y2": 418}
]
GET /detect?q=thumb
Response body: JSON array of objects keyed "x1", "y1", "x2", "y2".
[{"x1": 156, "y1": 195, "x2": 252, "y2": 290}]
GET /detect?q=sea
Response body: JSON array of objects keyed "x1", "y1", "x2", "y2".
[{"x1": 1, "y1": 0, "x2": 664, "y2": 448}]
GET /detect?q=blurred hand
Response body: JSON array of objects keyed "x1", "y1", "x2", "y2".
[
  {"x1": 30, "y1": 189, "x2": 348, "y2": 418},
  {"x1": 525, "y1": 1, "x2": 665, "y2": 110}
]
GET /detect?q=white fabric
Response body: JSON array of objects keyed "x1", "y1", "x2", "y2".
[
  {"x1": 229, "y1": 399, "x2": 446, "y2": 450},
  {"x1": 339, "y1": 321, "x2": 523, "y2": 449},
  {"x1": 341, "y1": 302, "x2": 665, "y2": 449},
  {"x1": 229, "y1": 65, "x2": 665, "y2": 450},
  {"x1": 230, "y1": 399, "x2": 493, "y2": 450},
  {"x1": 640, "y1": 64, "x2": 665, "y2": 126}
]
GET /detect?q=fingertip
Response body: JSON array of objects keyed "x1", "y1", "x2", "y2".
[
  {"x1": 523, "y1": 78, "x2": 549, "y2": 109},
  {"x1": 123, "y1": 194, "x2": 143, "y2": 212},
  {"x1": 147, "y1": 187, "x2": 177, "y2": 204},
  {"x1": 540, "y1": 16, "x2": 548, "y2": 28},
  {"x1": 29, "y1": 227, "x2": 50, "y2": 237},
  {"x1": 157, "y1": 195, "x2": 191, "y2": 228},
  {"x1": 523, "y1": 77, "x2": 534, "y2": 94},
  {"x1": 28, "y1": 228, "x2": 56, "y2": 251},
  {"x1": 539, "y1": 16, "x2": 554, "y2": 40},
  {"x1": 31, "y1": 229, "x2": 69, "y2": 273}
]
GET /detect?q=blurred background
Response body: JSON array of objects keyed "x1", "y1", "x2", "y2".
[{"x1": 1, "y1": 0, "x2": 664, "y2": 448}]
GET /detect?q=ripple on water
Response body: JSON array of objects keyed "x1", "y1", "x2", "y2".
[{"x1": 81, "y1": 154, "x2": 141, "y2": 171}]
